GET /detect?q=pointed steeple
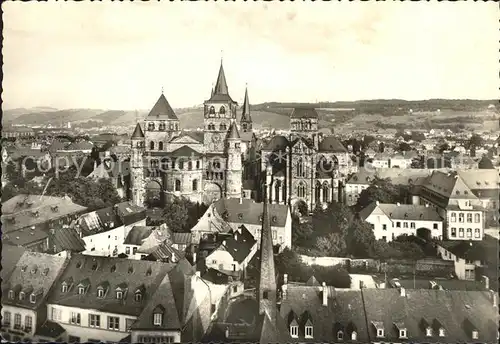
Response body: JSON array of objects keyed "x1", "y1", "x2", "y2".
[
  {"x1": 211, "y1": 84, "x2": 214, "y2": 98},
  {"x1": 213, "y1": 60, "x2": 229, "y2": 95},
  {"x1": 227, "y1": 120, "x2": 240, "y2": 140},
  {"x1": 258, "y1": 182, "x2": 277, "y2": 317},
  {"x1": 131, "y1": 123, "x2": 144, "y2": 139},
  {"x1": 240, "y1": 85, "x2": 251, "y2": 123},
  {"x1": 147, "y1": 94, "x2": 178, "y2": 120}
]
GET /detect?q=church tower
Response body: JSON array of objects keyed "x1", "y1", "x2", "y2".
[
  {"x1": 225, "y1": 120, "x2": 242, "y2": 199},
  {"x1": 130, "y1": 123, "x2": 145, "y2": 207},
  {"x1": 240, "y1": 86, "x2": 252, "y2": 132},
  {"x1": 258, "y1": 183, "x2": 277, "y2": 321},
  {"x1": 204, "y1": 60, "x2": 238, "y2": 153}
]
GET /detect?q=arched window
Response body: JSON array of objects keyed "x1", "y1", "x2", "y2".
[
  {"x1": 188, "y1": 160, "x2": 192, "y2": 170},
  {"x1": 337, "y1": 331, "x2": 344, "y2": 341},
  {"x1": 297, "y1": 182, "x2": 306, "y2": 198},
  {"x1": 178, "y1": 159, "x2": 184, "y2": 170},
  {"x1": 175, "y1": 179, "x2": 181, "y2": 191},
  {"x1": 150, "y1": 141, "x2": 155, "y2": 150},
  {"x1": 209, "y1": 106, "x2": 215, "y2": 115},
  {"x1": 296, "y1": 158, "x2": 305, "y2": 177},
  {"x1": 315, "y1": 181, "x2": 321, "y2": 203},
  {"x1": 159, "y1": 121, "x2": 166, "y2": 131},
  {"x1": 219, "y1": 123, "x2": 227, "y2": 131},
  {"x1": 148, "y1": 122, "x2": 155, "y2": 131},
  {"x1": 242, "y1": 123, "x2": 247, "y2": 130},
  {"x1": 196, "y1": 160, "x2": 200, "y2": 169},
  {"x1": 323, "y1": 182, "x2": 329, "y2": 203},
  {"x1": 192, "y1": 179, "x2": 198, "y2": 191},
  {"x1": 158, "y1": 141, "x2": 163, "y2": 151},
  {"x1": 219, "y1": 106, "x2": 226, "y2": 115}
]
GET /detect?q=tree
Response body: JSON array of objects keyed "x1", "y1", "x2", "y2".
[
  {"x1": 411, "y1": 156, "x2": 424, "y2": 169},
  {"x1": 362, "y1": 135, "x2": 375, "y2": 149},
  {"x1": 316, "y1": 232, "x2": 347, "y2": 256},
  {"x1": 355, "y1": 178, "x2": 409, "y2": 212},
  {"x1": 345, "y1": 220, "x2": 376, "y2": 258},
  {"x1": 292, "y1": 216, "x2": 314, "y2": 247},
  {"x1": 398, "y1": 142, "x2": 412, "y2": 153},
  {"x1": 378, "y1": 141, "x2": 385, "y2": 153},
  {"x1": 466, "y1": 134, "x2": 483, "y2": 150},
  {"x1": 154, "y1": 197, "x2": 208, "y2": 233}
]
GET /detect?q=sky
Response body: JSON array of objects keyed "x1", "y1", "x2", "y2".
[{"x1": 2, "y1": 1, "x2": 498, "y2": 110}]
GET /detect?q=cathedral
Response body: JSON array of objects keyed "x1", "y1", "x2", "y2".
[
  {"x1": 129, "y1": 60, "x2": 352, "y2": 213},
  {"x1": 130, "y1": 61, "x2": 253, "y2": 206}
]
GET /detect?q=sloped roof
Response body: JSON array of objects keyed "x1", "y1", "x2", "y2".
[
  {"x1": 319, "y1": 136, "x2": 347, "y2": 153},
  {"x1": 371, "y1": 203, "x2": 443, "y2": 222},
  {"x1": 76, "y1": 207, "x2": 123, "y2": 237},
  {"x1": 124, "y1": 226, "x2": 154, "y2": 246},
  {"x1": 290, "y1": 107, "x2": 319, "y2": 119},
  {"x1": 147, "y1": 94, "x2": 178, "y2": 120},
  {"x1": 263, "y1": 135, "x2": 289, "y2": 151},
  {"x1": 47, "y1": 254, "x2": 175, "y2": 316},
  {"x1": 227, "y1": 121, "x2": 240, "y2": 140},
  {"x1": 51, "y1": 226, "x2": 86, "y2": 253},
  {"x1": 220, "y1": 225, "x2": 257, "y2": 263},
  {"x1": 65, "y1": 141, "x2": 94, "y2": 151},
  {"x1": 35, "y1": 321, "x2": 66, "y2": 339},
  {"x1": 131, "y1": 123, "x2": 145, "y2": 139},
  {"x1": 437, "y1": 241, "x2": 488, "y2": 261},
  {"x1": 2, "y1": 252, "x2": 68, "y2": 310},
  {"x1": 172, "y1": 232, "x2": 192, "y2": 245},
  {"x1": 0, "y1": 245, "x2": 26, "y2": 282},
  {"x1": 213, "y1": 198, "x2": 289, "y2": 227},
  {"x1": 170, "y1": 145, "x2": 202, "y2": 158},
  {"x1": 457, "y1": 169, "x2": 499, "y2": 191}
]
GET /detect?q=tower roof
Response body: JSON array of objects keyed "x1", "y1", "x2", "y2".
[
  {"x1": 227, "y1": 121, "x2": 240, "y2": 140},
  {"x1": 258, "y1": 184, "x2": 277, "y2": 303},
  {"x1": 131, "y1": 123, "x2": 145, "y2": 139},
  {"x1": 147, "y1": 94, "x2": 178, "y2": 120},
  {"x1": 214, "y1": 61, "x2": 229, "y2": 95},
  {"x1": 240, "y1": 86, "x2": 252, "y2": 123}
]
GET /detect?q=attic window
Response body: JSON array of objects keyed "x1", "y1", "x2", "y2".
[
  {"x1": 238, "y1": 213, "x2": 243, "y2": 220},
  {"x1": 78, "y1": 287, "x2": 85, "y2": 295},
  {"x1": 29, "y1": 294, "x2": 36, "y2": 304},
  {"x1": 42, "y1": 268, "x2": 49, "y2": 276},
  {"x1": 116, "y1": 291, "x2": 123, "y2": 300},
  {"x1": 337, "y1": 330, "x2": 344, "y2": 341},
  {"x1": 97, "y1": 288, "x2": 105, "y2": 298},
  {"x1": 51, "y1": 205, "x2": 59, "y2": 212},
  {"x1": 426, "y1": 327, "x2": 432, "y2": 337},
  {"x1": 31, "y1": 266, "x2": 38, "y2": 274},
  {"x1": 91, "y1": 263, "x2": 98, "y2": 271},
  {"x1": 351, "y1": 331, "x2": 357, "y2": 341},
  {"x1": 21, "y1": 266, "x2": 27, "y2": 272},
  {"x1": 19, "y1": 292, "x2": 25, "y2": 301},
  {"x1": 399, "y1": 329, "x2": 407, "y2": 338},
  {"x1": 377, "y1": 329, "x2": 384, "y2": 338},
  {"x1": 8, "y1": 290, "x2": 14, "y2": 299},
  {"x1": 456, "y1": 191, "x2": 460, "y2": 195},
  {"x1": 464, "y1": 191, "x2": 468, "y2": 195},
  {"x1": 305, "y1": 325, "x2": 313, "y2": 338},
  {"x1": 272, "y1": 216, "x2": 277, "y2": 223},
  {"x1": 62, "y1": 284, "x2": 68, "y2": 293},
  {"x1": 439, "y1": 328, "x2": 445, "y2": 337},
  {"x1": 134, "y1": 292, "x2": 142, "y2": 302},
  {"x1": 472, "y1": 330, "x2": 478, "y2": 339},
  {"x1": 110, "y1": 265, "x2": 116, "y2": 272},
  {"x1": 290, "y1": 325, "x2": 298, "y2": 338}
]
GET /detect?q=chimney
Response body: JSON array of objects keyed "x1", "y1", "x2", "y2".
[
  {"x1": 489, "y1": 290, "x2": 497, "y2": 307},
  {"x1": 482, "y1": 275, "x2": 489, "y2": 290},
  {"x1": 399, "y1": 287, "x2": 406, "y2": 297},
  {"x1": 222, "y1": 240, "x2": 227, "y2": 247},
  {"x1": 322, "y1": 282, "x2": 328, "y2": 306},
  {"x1": 239, "y1": 197, "x2": 243, "y2": 204},
  {"x1": 284, "y1": 273, "x2": 288, "y2": 285},
  {"x1": 359, "y1": 280, "x2": 364, "y2": 289},
  {"x1": 376, "y1": 201, "x2": 379, "y2": 206}
]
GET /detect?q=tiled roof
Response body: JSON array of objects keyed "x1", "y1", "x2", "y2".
[
  {"x1": 147, "y1": 94, "x2": 178, "y2": 120},
  {"x1": 280, "y1": 284, "x2": 367, "y2": 342},
  {"x1": 361, "y1": 203, "x2": 443, "y2": 222},
  {"x1": 290, "y1": 107, "x2": 319, "y2": 119},
  {"x1": 3, "y1": 227, "x2": 49, "y2": 247},
  {"x1": 227, "y1": 121, "x2": 240, "y2": 140},
  {"x1": 2, "y1": 252, "x2": 68, "y2": 310},
  {"x1": 318, "y1": 136, "x2": 347, "y2": 153},
  {"x1": 362, "y1": 288, "x2": 498, "y2": 342},
  {"x1": 147, "y1": 241, "x2": 185, "y2": 262},
  {"x1": 114, "y1": 201, "x2": 147, "y2": 225},
  {"x1": 457, "y1": 169, "x2": 499, "y2": 191},
  {"x1": 0, "y1": 244, "x2": 26, "y2": 282},
  {"x1": 398, "y1": 279, "x2": 487, "y2": 291},
  {"x1": 437, "y1": 241, "x2": 488, "y2": 261},
  {"x1": 220, "y1": 225, "x2": 257, "y2": 263},
  {"x1": 172, "y1": 232, "x2": 192, "y2": 245},
  {"x1": 124, "y1": 226, "x2": 154, "y2": 246},
  {"x1": 50, "y1": 226, "x2": 86, "y2": 253},
  {"x1": 76, "y1": 206, "x2": 123, "y2": 237},
  {"x1": 213, "y1": 198, "x2": 289, "y2": 227},
  {"x1": 47, "y1": 254, "x2": 176, "y2": 316},
  {"x1": 131, "y1": 259, "x2": 197, "y2": 330}
]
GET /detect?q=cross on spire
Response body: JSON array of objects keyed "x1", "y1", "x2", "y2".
[{"x1": 161, "y1": 86, "x2": 164, "y2": 94}]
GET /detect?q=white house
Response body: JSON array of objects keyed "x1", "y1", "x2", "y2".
[
  {"x1": 435, "y1": 241, "x2": 485, "y2": 280},
  {"x1": 205, "y1": 225, "x2": 258, "y2": 274},
  {"x1": 359, "y1": 202, "x2": 443, "y2": 242},
  {"x1": 74, "y1": 202, "x2": 146, "y2": 257},
  {"x1": 191, "y1": 198, "x2": 292, "y2": 251}
]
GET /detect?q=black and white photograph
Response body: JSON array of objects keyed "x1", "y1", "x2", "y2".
[{"x1": 1, "y1": 1, "x2": 498, "y2": 343}]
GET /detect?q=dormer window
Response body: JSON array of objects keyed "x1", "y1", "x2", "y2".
[
  {"x1": 351, "y1": 331, "x2": 357, "y2": 341},
  {"x1": 31, "y1": 266, "x2": 37, "y2": 274},
  {"x1": 19, "y1": 292, "x2": 25, "y2": 301},
  {"x1": 426, "y1": 327, "x2": 432, "y2": 337},
  {"x1": 78, "y1": 287, "x2": 85, "y2": 295},
  {"x1": 305, "y1": 325, "x2": 313, "y2": 338},
  {"x1": 290, "y1": 325, "x2": 298, "y2": 338},
  {"x1": 337, "y1": 330, "x2": 344, "y2": 341},
  {"x1": 116, "y1": 291, "x2": 123, "y2": 300},
  {"x1": 399, "y1": 329, "x2": 407, "y2": 338},
  {"x1": 135, "y1": 292, "x2": 142, "y2": 302},
  {"x1": 62, "y1": 284, "x2": 68, "y2": 293},
  {"x1": 29, "y1": 294, "x2": 36, "y2": 304},
  {"x1": 153, "y1": 313, "x2": 162, "y2": 326},
  {"x1": 439, "y1": 328, "x2": 445, "y2": 337},
  {"x1": 8, "y1": 290, "x2": 14, "y2": 299},
  {"x1": 97, "y1": 288, "x2": 105, "y2": 298},
  {"x1": 377, "y1": 329, "x2": 384, "y2": 338},
  {"x1": 472, "y1": 330, "x2": 478, "y2": 339}
]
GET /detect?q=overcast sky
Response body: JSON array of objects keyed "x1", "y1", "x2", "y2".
[{"x1": 3, "y1": 1, "x2": 498, "y2": 110}]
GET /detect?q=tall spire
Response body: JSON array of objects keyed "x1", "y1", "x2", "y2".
[
  {"x1": 240, "y1": 84, "x2": 251, "y2": 123},
  {"x1": 258, "y1": 182, "x2": 277, "y2": 317},
  {"x1": 227, "y1": 120, "x2": 240, "y2": 140},
  {"x1": 213, "y1": 60, "x2": 229, "y2": 95}
]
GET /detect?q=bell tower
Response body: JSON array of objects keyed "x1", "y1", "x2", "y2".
[
  {"x1": 225, "y1": 120, "x2": 242, "y2": 199},
  {"x1": 203, "y1": 59, "x2": 238, "y2": 153}
]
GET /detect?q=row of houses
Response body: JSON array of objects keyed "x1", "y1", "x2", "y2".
[{"x1": 0, "y1": 251, "x2": 227, "y2": 343}]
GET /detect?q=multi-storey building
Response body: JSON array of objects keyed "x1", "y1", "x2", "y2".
[{"x1": 130, "y1": 61, "x2": 252, "y2": 206}]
